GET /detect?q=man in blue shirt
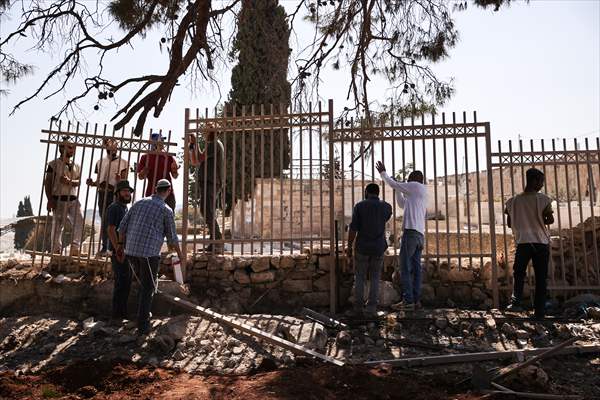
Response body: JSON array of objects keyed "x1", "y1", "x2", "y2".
[
  {"x1": 347, "y1": 183, "x2": 392, "y2": 318},
  {"x1": 117, "y1": 179, "x2": 185, "y2": 334},
  {"x1": 106, "y1": 180, "x2": 133, "y2": 321}
]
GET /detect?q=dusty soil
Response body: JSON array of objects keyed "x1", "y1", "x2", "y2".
[{"x1": 2, "y1": 355, "x2": 599, "y2": 400}]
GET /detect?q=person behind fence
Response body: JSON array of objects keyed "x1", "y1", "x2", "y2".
[
  {"x1": 504, "y1": 168, "x2": 554, "y2": 319},
  {"x1": 117, "y1": 179, "x2": 185, "y2": 334},
  {"x1": 106, "y1": 180, "x2": 134, "y2": 322},
  {"x1": 45, "y1": 136, "x2": 84, "y2": 256},
  {"x1": 376, "y1": 161, "x2": 427, "y2": 312},
  {"x1": 188, "y1": 123, "x2": 224, "y2": 253},
  {"x1": 346, "y1": 183, "x2": 392, "y2": 318},
  {"x1": 86, "y1": 138, "x2": 129, "y2": 257},
  {"x1": 137, "y1": 132, "x2": 179, "y2": 212}
]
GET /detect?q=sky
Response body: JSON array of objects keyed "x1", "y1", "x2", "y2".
[{"x1": 1, "y1": 0, "x2": 599, "y2": 218}]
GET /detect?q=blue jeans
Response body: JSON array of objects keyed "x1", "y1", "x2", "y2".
[
  {"x1": 354, "y1": 252, "x2": 384, "y2": 313},
  {"x1": 128, "y1": 256, "x2": 160, "y2": 333},
  {"x1": 111, "y1": 255, "x2": 132, "y2": 319},
  {"x1": 399, "y1": 229, "x2": 424, "y2": 304}
]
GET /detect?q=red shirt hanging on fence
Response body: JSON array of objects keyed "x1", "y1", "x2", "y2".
[{"x1": 137, "y1": 153, "x2": 176, "y2": 197}]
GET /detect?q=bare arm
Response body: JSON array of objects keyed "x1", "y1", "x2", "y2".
[
  {"x1": 44, "y1": 168, "x2": 55, "y2": 211},
  {"x1": 108, "y1": 225, "x2": 120, "y2": 251}
]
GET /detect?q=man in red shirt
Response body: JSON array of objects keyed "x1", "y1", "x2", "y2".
[{"x1": 137, "y1": 132, "x2": 179, "y2": 211}]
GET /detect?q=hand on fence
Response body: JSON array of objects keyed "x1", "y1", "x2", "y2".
[
  {"x1": 375, "y1": 161, "x2": 386, "y2": 173},
  {"x1": 86, "y1": 178, "x2": 94, "y2": 186}
]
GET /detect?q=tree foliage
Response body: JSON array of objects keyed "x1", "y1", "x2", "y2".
[
  {"x1": 0, "y1": 0, "x2": 514, "y2": 132},
  {"x1": 223, "y1": 0, "x2": 291, "y2": 212}
]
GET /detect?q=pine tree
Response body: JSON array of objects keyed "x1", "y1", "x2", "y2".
[
  {"x1": 23, "y1": 196, "x2": 33, "y2": 216},
  {"x1": 16, "y1": 201, "x2": 25, "y2": 217},
  {"x1": 223, "y1": 0, "x2": 291, "y2": 213}
]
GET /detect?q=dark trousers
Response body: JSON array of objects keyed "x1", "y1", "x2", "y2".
[
  {"x1": 200, "y1": 183, "x2": 222, "y2": 241},
  {"x1": 98, "y1": 190, "x2": 114, "y2": 251},
  {"x1": 128, "y1": 255, "x2": 160, "y2": 333},
  {"x1": 165, "y1": 192, "x2": 176, "y2": 213},
  {"x1": 111, "y1": 255, "x2": 132, "y2": 319},
  {"x1": 512, "y1": 243, "x2": 550, "y2": 317}
]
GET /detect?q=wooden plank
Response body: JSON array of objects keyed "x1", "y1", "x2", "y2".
[
  {"x1": 363, "y1": 345, "x2": 600, "y2": 368},
  {"x1": 159, "y1": 292, "x2": 345, "y2": 367},
  {"x1": 302, "y1": 307, "x2": 348, "y2": 330}
]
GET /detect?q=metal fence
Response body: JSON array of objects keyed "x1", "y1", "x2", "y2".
[
  {"x1": 29, "y1": 120, "x2": 176, "y2": 270},
  {"x1": 491, "y1": 138, "x2": 600, "y2": 294}
]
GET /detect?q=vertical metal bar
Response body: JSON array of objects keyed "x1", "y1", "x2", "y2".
[
  {"x1": 33, "y1": 119, "x2": 55, "y2": 267},
  {"x1": 269, "y1": 105, "x2": 275, "y2": 255},
  {"x1": 551, "y1": 139, "x2": 567, "y2": 287},
  {"x1": 240, "y1": 105, "x2": 246, "y2": 254},
  {"x1": 72, "y1": 122, "x2": 87, "y2": 263},
  {"x1": 390, "y1": 115, "x2": 397, "y2": 256},
  {"x1": 219, "y1": 106, "x2": 226, "y2": 255},
  {"x1": 181, "y1": 110, "x2": 190, "y2": 271},
  {"x1": 539, "y1": 139, "x2": 556, "y2": 289},
  {"x1": 452, "y1": 113, "x2": 461, "y2": 268},
  {"x1": 289, "y1": 106, "x2": 294, "y2": 254},
  {"x1": 192, "y1": 109, "x2": 200, "y2": 255},
  {"x1": 485, "y1": 123, "x2": 499, "y2": 308},
  {"x1": 340, "y1": 116, "x2": 346, "y2": 258},
  {"x1": 508, "y1": 140, "x2": 516, "y2": 287},
  {"x1": 360, "y1": 118, "x2": 365, "y2": 202},
  {"x1": 473, "y1": 112, "x2": 484, "y2": 270},
  {"x1": 584, "y1": 138, "x2": 599, "y2": 282},
  {"x1": 328, "y1": 99, "x2": 336, "y2": 313},
  {"x1": 87, "y1": 123, "x2": 107, "y2": 259},
  {"x1": 260, "y1": 105, "x2": 266, "y2": 253},
  {"x1": 278, "y1": 103, "x2": 284, "y2": 255},
  {"x1": 563, "y1": 138, "x2": 577, "y2": 287},
  {"x1": 319, "y1": 101, "x2": 324, "y2": 251},
  {"x1": 299, "y1": 104, "x2": 304, "y2": 251},
  {"x1": 462, "y1": 112, "x2": 472, "y2": 269},
  {"x1": 309, "y1": 102, "x2": 314, "y2": 253},
  {"x1": 350, "y1": 121, "x2": 355, "y2": 237},
  {"x1": 498, "y1": 141, "x2": 509, "y2": 284},
  {"x1": 432, "y1": 113, "x2": 440, "y2": 267},
  {"x1": 442, "y1": 114, "x2": 450, "y2": 264},
  {"x1": 421, "y1": 113, "x2": 428, "y2": 264},
  {"x1": 76, "y1": 123, "x2": 92, "y2": 260},
  {"x1": 574, "y1": 139, "x2": 589, "y2": 284},
  {"x1": 250, "y1": 105, "x2": 256, "y2": 254},
  {"x1": 231, "y1": 105, "x2": 237, "y2": 254}
]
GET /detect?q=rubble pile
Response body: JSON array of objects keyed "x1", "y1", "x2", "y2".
[{"x1": 551, "y1": 216, "x2": 600, "y2": 286}]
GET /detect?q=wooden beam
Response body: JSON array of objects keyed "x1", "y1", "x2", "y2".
[
  {"x1": 364, "y1": 345, "x2": 600, "y2": 368},
  {"x1": 159, "y1": 292, "x2": 345, "y2": 367},
  {"x1": 302, "y1": 307, "x2": 348, "y2": 330}
]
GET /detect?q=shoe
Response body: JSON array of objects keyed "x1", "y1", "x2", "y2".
[
  {"x1": 391, "y1": 301, "x2": 415, "y2": 311},
  {"x1": 506, "y1": 302, "x2": 524, "y2": 312}
]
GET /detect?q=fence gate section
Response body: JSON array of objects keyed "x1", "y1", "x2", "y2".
[{"x1": 491, "y1": 138, "x2": 600, "y2": 296}]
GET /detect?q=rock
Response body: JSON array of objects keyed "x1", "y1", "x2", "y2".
[
  {"x1": 282, "y1": 279, "x2": 312, "y2": 292},
  {"x1": 313, "y1": 274, "x2": 330, "y2": 291},
  {"x1": 117, "y1": 335, "x2": 136, "y2": 344},
  {"x1": 378, "y1": 281, "x2": 400, "y2": 307},
  {"x1": 445, "y1": 327, "x2": 456, "y2": 336},
  {"x1": 164, "y1": 316, "x2": 189, "y2": 341},
  {"x1": 5, "y1": 259, "x2": 18, "y2": 268},
  {"x1": 336, "y1": 330, "x2": 352, "y2": 348},
  {"x1": 250, "y1": 271, "x2": 275, "y2": 283},
  {"x1": 501, "y1": 323, "x2": 517, "y2": 337},
  {"x1": 233, "y1": 346, "x2": 244, "y2": 355},
  {"x1": 472, "y1": 287, "x2": 488, "y2": 303},
  {"x1": 318, "y1": 256, "x2": 333, "y2": 271},
  {"x1": 288, "y1": 322, "x2": 327, "y2": 350},
  {"x1": 78, "y1": 386, "x2": 98, "y2": 398},
  {"x1": 172, "y1": 350, "x2": 186, "y2": 361},
  {"x1": 251, "y1": 257, "x2": 271, "y2": 273},
  {"x1": 484, "y1": 316, "x2": 497, "y2": 330},
  {"x1": 434, "y1": 317, "x2": 448, "y2": 330},
  {"x1": 587, "y1": 307, "x2": 600, "y2": 320},
  {"x1": 270, "y1": 256, "x2": 281, "y2": 269},
  {"x1": 235, "y1": 257, "x2": 253, "y2": 269},
  {"x1": 565, "y1": 294, "x2": 600, "y2": 306},
  {"x1": 447, "y1": 268, "x2": 474, "y2": 282},
  {"x1": 364, "y1": 337, "x2": 375, "y2": 346},
  {"x1": 153, "y1": 335, "x2": 176, "y2": 352},
  {"x1": 517, "y1": 365, "x2": 549, "y2": 387},
  {"x1": 420, "y1": 284, "x2": 435, "y2": 304},
  {"x1": 222, "y1": 258, "x2": 235, "y2": 271},
  {"x1": 233, "y1": 270, "x2": 251, "y2": 284},
  {"x1": 473, "y1": 323, "x2": 486, "y2": 338},
  {"x1": 376, "y1": 339, "x2": 385, "y2": 347},
  {"x1": 280, "y1": 257, "x2": 295, "y2": 269}
]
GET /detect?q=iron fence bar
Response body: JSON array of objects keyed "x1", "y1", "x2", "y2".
[
  {"x1": 551, "y1": 139, "x2": 567, "y2": 287},
  {"x1": 563, "y1": 138, "x2": 577, "y2": 287},
  {"x1": 473, "y1": 112, "x2": 484, "y2": 271},
  {"x1": 328, "y1": 98, "x2": 336, "y2": 313},
  {"x1": 485, "y1": 123, "x2": 499, "y2": 308},
  {"x1": 573, "y1": 138, "x2": 590, "y2": 285},
  {"x1": 452, "y1": 113, "x2": 461, "y2": 269},
  {"x1": 462, "y1": 112, "x2": 473, "y2": 269}
]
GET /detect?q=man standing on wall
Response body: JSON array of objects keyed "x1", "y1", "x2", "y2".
[
  {"x1": 117, "y1": 179, "x2": 185, "y2": 335},
  {"x1": 45, "y1": 137, "x2": 84, "y2": 256},
  {"x1": 137, "y1": 132, "x2": 179, "y2": 212},
  {"x1": 87, "y1": 138, "x2": 129, "y2": 257},
  {"x1": 188, "y1": 124, "x2": 224, "y2": 253},
  {"x1": 376, "y1": 161, "x2": 427, "y2": 312},
  {"x1": 504, "y1": 168, "x2": 554, "y2": 320},
  {"x1": 106, "y1": 180, "x2": 134, "y2": 322},
  {"x1": 346, "y1": 183, "x2": 392, "y2": 318}
]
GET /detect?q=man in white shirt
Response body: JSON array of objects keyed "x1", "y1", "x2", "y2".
[
  {"x1": 376, "y1": 161, "x2": 427, "y2": 311},
  {"x1": 45, "y1": 137, "x2": 84, "y2": 256},
  {"x1": 86, "y1": 138, "x2": 129, "y2": 256}
]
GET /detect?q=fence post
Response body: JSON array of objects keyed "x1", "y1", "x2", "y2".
[
  {"x1": 328, "y1": 99, "x2": 337, "y2": 313},
  {"x1": 485, "y1": 123, "x2": 499, "y2": 308},
  {"x1": 182, "y1": 108, "x2": 190, "y2": 280}
]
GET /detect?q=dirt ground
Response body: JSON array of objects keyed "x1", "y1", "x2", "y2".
[{"x1": 1, "y1": 355, "x2": 599, "y2": 400}]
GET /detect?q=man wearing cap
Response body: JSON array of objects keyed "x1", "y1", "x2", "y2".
[
  {"x1": 117, "y1": 179, "x2": 185, "y2": 334},
  {"x1": 44, "y1": 137, "x2": 84, "y2": 256},
  {"x1": 188, "y1": 123, "x2": 224, "y2": 252},
  {"x1": 137, "y1": 133, "x2": 179, "y2": 212},
  {"x1": 106, "y1": 180, "x2": 134, "y2": 321},
  {"x1": 87, "y1": 138, "x2": 129, "y2": 257}
]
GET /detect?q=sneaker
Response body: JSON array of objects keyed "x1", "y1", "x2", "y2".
[
  {"x1": 391, "y1": 301, "x2": 415, "y2": 311},
  {"x1": 506, "y1": 302, "x2": 524, "y2": 312}
]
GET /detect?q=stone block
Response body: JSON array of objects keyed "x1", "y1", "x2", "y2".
[
  {"x1": 270, "y1": 256, "x2": 281, "y2": 269},
  {"x1": 313, "y1": 273, "x2": 330, "y2": 291},
  {"x1": 235, "y1": 257, "x2": 253, "y2": 269},
  {"x1": 287, "y1": 270, "x2": 315, "y2": 280},
  {"x1": 193, "y1": 261, "x2": 207, "y2": 270},
  {"x1": 251, "y1": 257, "x2": 271, "y2": 273},
  {"x1": 207, "y1": 270, "x2": 233, "y2": 280},
  {"x1": 420, "y1": 283, "x2": 435, "y2": 304},
  {"x1": 250, "y1": 271, "x2": 276, "y2": 283},
  {"x1": 318, "y1": 256, "x2": 333, "y2": 272},
  {"x1": 282, "y1": 279, "x2": 312, "y2": 292},
  {"x1": 222, "y1": 257, "x2": 235, "y2": 271},
  {"x1": 301, "y1": 292, "x2": 330, "y2": 307},
  {"x1": 280, "y1": 257, "x2": 295, "y2": 269},
  {"x1": 233, "y1": 270, "x2": 250, "y2": 284},
  {"x1": 448, "y1": 268, "x2": 474, "y2": 282}
]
